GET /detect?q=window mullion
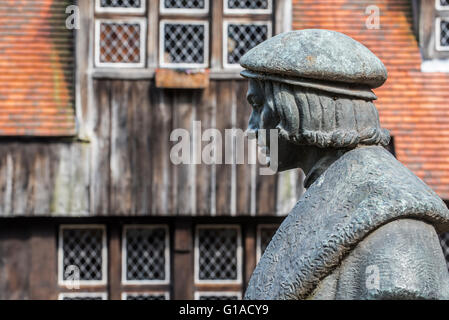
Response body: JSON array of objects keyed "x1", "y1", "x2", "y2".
[
  {"x1": 148, "y1": 0, "x2": 160, "y2": 68},
  {"x1": 211, "y1": 0, "x2": 224, "y2": 69}
]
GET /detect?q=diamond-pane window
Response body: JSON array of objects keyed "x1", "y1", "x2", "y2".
[
  {"x1": 96, "y1": 0, "x2": 146, "y2": 13},
  {"x1": 225, "y1": 0, "x2": 272, "y2": 13},
  {"x1": 257, "y1": 225, "x2": 278, "y2": 261},
  {"x1": 59, "y1": 226, "x2": 106, "y2": 285},
  {"x1": 160, "y1": 21, "x2": 209, "y2": 68},
  {"x1": 101, "y1": 0, "x2": 141, "y2": 7},
  {"x1": 123, "y1": 293, "x2": 169, "y2": 300},
  {"x1": 196, "y1": 226, "x2": 241, "y2": 283},
  {"x1": 224, "y1": 22, "x2": 271, "y2": 68},
  {"x1": 161, "y1": 0, "x2": 209, "y2": 13},
  {"x1": 123, "y1": 225, "x2": 169, "y2": 284},
  {"x1": 59, "y1": 293, "x2": 107, "y2": 300},
  {"x1": 437, "y1": 0, "x2": 449, "y2": 10},
  {"x1": 440, "y1": 232, "x2": 449, "y2": 271},
  {"x1": 196, "y1": 292, "x2": 241, "y2": 300},
  {"x1": 439, "y1": 19, "x2": 449, "y2": 50},
  {"x1": 95, "y1": 20, "x2": 146, "y2": 68}
]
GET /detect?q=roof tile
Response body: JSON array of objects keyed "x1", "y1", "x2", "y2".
[{"x1": 0, "y1": 0, "x2": 76, "y2": 137}]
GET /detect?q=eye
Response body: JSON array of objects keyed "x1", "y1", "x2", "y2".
[
  {"x1": 247, "y1": 94, "x2": 255, "y2": 105},
  {"x1": 252, "y1": 95, "x2": 264, "y2": 108},
  {"x1": 251, "y1": 102, "x2": 262, "y2": 110},
  {"x1": 250, "y1": 97, "x2": 263, "y2": 109}
]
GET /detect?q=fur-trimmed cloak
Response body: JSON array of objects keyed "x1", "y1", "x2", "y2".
[{"x1": 244, "y1": 146, "x2": 449, "y2": 300}]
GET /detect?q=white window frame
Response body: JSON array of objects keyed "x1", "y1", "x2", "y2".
[
  {"x1": 222, "y1": 20, "x2": 273, "y2": 69},
  {"x1": 58, "y1": 292, "x2": 108, "y2": 300},
  {"x1": 436, "y1": 0, "x2": 449, "y2": 11},
  {"x1": 122, "y1": 225, "x2": 170, "y2": 285},
  {"x1": 159, "y1": 20, "x2": 210, "y2": 69},
  {"x1": 95, "y1": 18, "x2": 147, "y2": 68},
  {"x1": 58, "y1": 225, "x2": 108, "y2": 287},
  {"x1": 194, "y1": 224, "x2": 242, "y2": 285},
  {"x1": 95, "y1": 0, "x2": 147, "y2": 14},
  {"x1": 121, "y1": 292, "x2": 170, "y2": 300},
  {"x1": 256, "y1": 224, "x2": 278, "y2": 262},
  {"x1": 436, "y1": 17, "x2": 449, "y2": 51},
  {"x1": 194, "y1": 291, "x2": 242, "y2": 300},
  {"x1": 160, "y1": 0, "x2": 210, "y2": 14},
  {"x1": 224, "y1": 0, "x2": 273, "y2": 15}
]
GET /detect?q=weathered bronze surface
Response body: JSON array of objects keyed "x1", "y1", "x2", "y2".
[{"x1": 242, "y1": 29, "x2": 449, "y2": 300}]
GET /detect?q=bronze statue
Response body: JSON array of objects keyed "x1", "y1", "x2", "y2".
[{"x1": 242, "y1": 29, "x2": 449, "y2": 300}]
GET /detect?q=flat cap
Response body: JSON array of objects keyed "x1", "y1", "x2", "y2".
[{"x1": 240, "y1": 29, "x2": 388, "y2": 99}]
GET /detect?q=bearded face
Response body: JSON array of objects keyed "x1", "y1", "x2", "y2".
[
  {"x1": 245, "y1": 77, "x2": 390, "y2": 173},
  {"x1": 246, "y1": 79, "x2": 309, "y2": 172}
]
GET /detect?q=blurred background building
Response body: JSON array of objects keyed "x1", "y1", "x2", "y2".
[{"x1": 0, "y1": 0, "x2": 448, "y2": 300}]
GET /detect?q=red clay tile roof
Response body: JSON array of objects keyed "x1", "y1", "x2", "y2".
[
  {"x1": 0, "y1": 0, "x2": 76, "y2": 136},
  {"x1": 294, "y1": 0, "x2": 449, "y2": 200}
]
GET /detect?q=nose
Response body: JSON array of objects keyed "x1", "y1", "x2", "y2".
[
  {"x1": 246, "y1": 112, "x2": 259, "y2": 138},
  {"x1": 245, "y1": 128, "x2": 258, "y2": 139}
]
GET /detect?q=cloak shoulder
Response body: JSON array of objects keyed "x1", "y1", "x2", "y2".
[{"x1": 244, "y1": 146, "x2": 449, "y2": 300}]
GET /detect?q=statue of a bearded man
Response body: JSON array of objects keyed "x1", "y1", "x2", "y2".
[{"x1": 242, "y1": 29, "x2": 449, "y2": 300}]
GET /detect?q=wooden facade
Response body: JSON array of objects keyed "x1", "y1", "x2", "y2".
[
  {"x1": 2, "y1": 0, "x2": 449, "y2": 301},
  {"x1": 0, "y1": 0, "x2": 299, "y2": 299},
  {"x1": 0, "y1": 0, "x2": 300, "y2": 218},
  {"x1": 0, "y1": 79, "x2": 303, "y2": 217},
  {"x1": 0, "y1": 216, "x2": 282, "y2": 300},
  {"x1": 0, "y1": 0, "x2": 302, "y2": 301}
]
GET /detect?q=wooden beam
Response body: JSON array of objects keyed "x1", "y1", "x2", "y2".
[
  {"x1": 108, "y1": 223, "x2": 122, "y2": 300},
  {"x1": 173, "y1": 220, "x2": 194, "y2": 299},
  {"x1": 243, "y1": 223, "x2": 256, "y2": 292},
  {"x1": 30, "y1": 223, "x2": 57, "y2": 300},
  {"x1": 211, "y1": 0, "x2": 223, "y2": 69},
  {"x1": 275, "y1": 0, "x2": 292, "y2": 34}
]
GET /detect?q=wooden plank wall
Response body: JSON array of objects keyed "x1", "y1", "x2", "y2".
[
  {"x1": 0, "y1": 220, "x2": 57, "y2": 299},
  {"x1": 0, "y1": 80, "x2": 303, "y2": 217}
]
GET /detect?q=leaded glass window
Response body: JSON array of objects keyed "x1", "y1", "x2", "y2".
[
  {"x1": 195, "y1": 292, "x2": 241, "y2": 300},
  {"x1": 160, "y1": 0, "x2": 209, "y2": 13},
  {"x1": 123, "y1": 292, "x2": 169, "y2": 300},
  {"x1": 437, "y1": 0, "x2": 449, "y2": 10},
  {"x1": 59, "y1": 293, "x2": 107, "y2": 300},
  {"x1": 257, "y1": 224, "x2": 278, "y2": 261},
  {"x1": 224, "y1": 22, "x2": 271, "y2": 68},
  {"x1": 160, "y1": 21, "x2": 209, "y2": 68},
  {"x1": 95, "y1": 19, "x2": 146, "y2": 67},
  {"x1": 439, "y1": 19, "x2": 449, "y2": 50},
  {"x1": 122, "y1": 225, "x2": 170, "y2": 284},
  {"x1": 59, "y1": 225, "x2": 107, "y2": 285},
  {"x1": 224, "y1": 0, "x2": 272, "y2": 14},
  {"x1": 96, "y1": 0, "x2": 146, "y2": 13},
  {"x1": 195, "y1": 225, "x2": 242, "y2": 283}
]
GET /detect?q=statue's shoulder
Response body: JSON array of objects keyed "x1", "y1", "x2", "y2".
[
  {"x1": 334, "y1": 219, "x2": 449, "y2": 300},
  {"x1": 309, "y1": 146, "x2": 449, "y2": 232},
  {"x1": 245, "y1": 146, "x2": 449, "y2": 300}
]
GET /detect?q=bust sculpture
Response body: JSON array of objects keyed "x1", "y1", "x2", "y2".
[{"x1": 242, "y1": 29, "x2": 449, "y2": 300}]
